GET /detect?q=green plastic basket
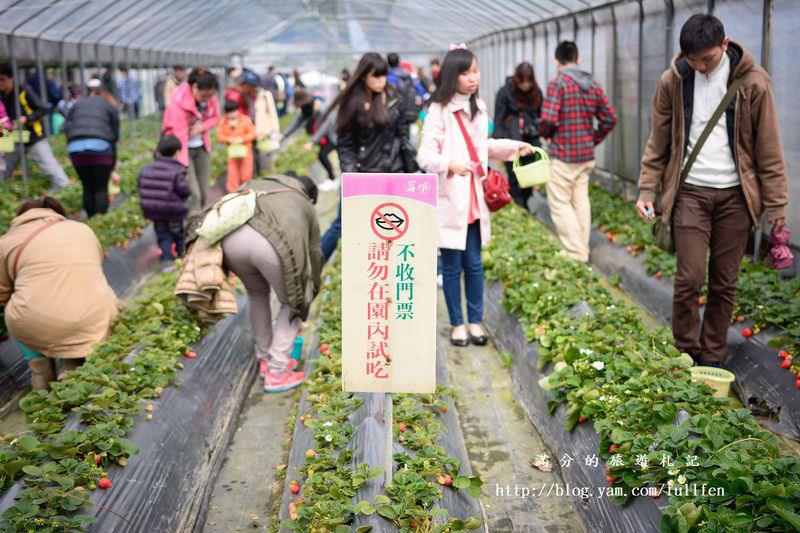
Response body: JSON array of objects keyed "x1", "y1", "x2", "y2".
[
  {"x1": 512, "y1": 147, "x2": 550, "y2": 188},
  {"x1": 690, "y1": 366, "x2": 735, "y2": 397},
  {"x1": 227, "y1": 144, "x2": 248, "y2": 159}
]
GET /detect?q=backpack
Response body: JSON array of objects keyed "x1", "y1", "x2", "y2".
[{"x1": 394, "y1": 73, "x2": 422, "y2": 123}]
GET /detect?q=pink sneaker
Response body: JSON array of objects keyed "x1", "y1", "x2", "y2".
[
  {"x1": 258, "y1": 359, "x2": 298, "y2": 378},
  {"x1": 263, "y1": 369, "x2": 305, "y2": 393}
]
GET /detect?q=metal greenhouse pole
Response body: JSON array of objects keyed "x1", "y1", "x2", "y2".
[{"x1": 6, "y1": 0, "x2": 60, "y2": 183}]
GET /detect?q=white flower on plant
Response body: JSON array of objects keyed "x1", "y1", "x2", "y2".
[
  {"x1": 606, "y1": 305, "x2": 615, "y2": 310},
  {"x1": 579, "y1": 348, "x2": 595, "y2": 356},
  {"x1": 677, "y1": 475, "x2": 687, "y2": 484},
  {"x1": 533, "y1": 283, "x2": 539, "y2": 288},
  {"x1": 668, "y1": 468, "x2": 679, "y2": 476},
  {"x1": 323, "y1": 421, "x2": 333, "y2": 427},
  {"x1": 591, "y1": 361, "x2": 605, "y2": 371},
  {"x1": 325, "y1": 434, "x2": 333, "y2": 442},
  {"x1": 195, "y1": 326, "x2": 201, "y2": 332}
]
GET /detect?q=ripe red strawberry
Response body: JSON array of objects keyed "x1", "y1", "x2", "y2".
[
  {"x1": 609, "y1": 444, "x2": 618, "y2": 454},
  {"x1": 697, "y1": 296, "x2": 705, "y2": 306},
  {"x1": 741, "y1": 328, "x2": 753, "y2": 338},
  {"x1": 737, "y1": 315, "x2": 745, "y2": 323},
  {"x1": 779, "y1": 350, "x2": 790, "y2": 359},
  {"x1": 319, "y1": 343, "x2": 329, "y2": 353},
  {"x1": 98, "y1": 477, "x2": 112, "y2": 489},
  {"x1": 444, "y1": 474, "x2": 452, "y2": 486},
  {"x1": 439, "y1": 407, "x2": 448, "y2": 414},
  {"x1": 579, "y1": 416, "x2": 586, "y2": 423},
  {"x1": 606, "y1": 476, "x2": 616, "y2": 484},
  {"x1": 184, "y1": 349, "x2": 196, "y2": 359},
  {"x1": 781, "y1": 359, "x2": 792, "y2": 369},
  {"x1": 289, "y1": 482, "x2": 300, "y2": 495},
  {"x1": 94, "y1": 454, "x2": 102, "y2": 465},
  {"x1": 654, "y1": 271, "x2": 662, "y2": 279},
  {"x1": 399, "y1": 424, "x2": 408, "y2": 432},
  {"x1": 796, "y1": 379, "x2": 800, "y2": 389}
]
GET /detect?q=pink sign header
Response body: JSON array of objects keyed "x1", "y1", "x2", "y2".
[{"x1": 342, "y1": 173, "x2": 437, "y2": 207}]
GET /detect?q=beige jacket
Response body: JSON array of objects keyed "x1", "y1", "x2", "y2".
[
  {"x1": 0, "y1": 209, "x2": 120, "y2": 359},
  {"x1": 638, "y1": 41, "x2": 788, "y2": 227},
  {"x1": 163, "y1": 74, "x2": 181, "y2": 108},
  {"x1": 254, "y1": 89, "x2": 280, "y2": 140},
  {"x1": 175, "y1": 238, "x2": 238, "y2": 322}
]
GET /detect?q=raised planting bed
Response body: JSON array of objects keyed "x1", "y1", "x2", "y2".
[
  {"x1": 526, "y1": 190, "x2": 800, "y2": 441},
  {"x1": 481, "y1": 205, "x2": 800, "y2": 532},
  {"x1": 278, "y1": 261, "x2": 485, "y2": 533},
  {"x1": 0, "y1": 273, "x2": 213, "y2": 530}
]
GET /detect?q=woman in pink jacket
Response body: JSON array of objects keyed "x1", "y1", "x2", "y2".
[
  {"x1": 417, "y1": 47, "x2": 534, "y2": 347},
  {"x1": 162, "y1": 68, "x2": 220, "y2": 215}
]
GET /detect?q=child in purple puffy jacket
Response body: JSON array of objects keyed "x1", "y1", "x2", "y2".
[{"x1": 137, "y1": 135, "x2": 190, "y2": 271}]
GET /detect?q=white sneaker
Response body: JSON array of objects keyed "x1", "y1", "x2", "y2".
[
  {"x1": 329, "y1": 178, "x2": 341, "y2": 189},
  {"x1": 437, "y1": 274, "x2": 443, "y2": 288}
]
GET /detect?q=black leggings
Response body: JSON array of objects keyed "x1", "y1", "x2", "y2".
[
  {"x1": 319, "y1": 142, "x2": 336, "y2": 181},
  {"x1": 75, "y1": 164, "x2": 113, "y2": 217}
]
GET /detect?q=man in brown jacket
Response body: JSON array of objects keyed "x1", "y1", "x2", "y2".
[{"x1": 636, "y1": 14, "x2": 788, "y2": 366}]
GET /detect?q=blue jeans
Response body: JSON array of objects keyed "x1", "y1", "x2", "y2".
[
  {"x1": 154, "y1": 220, "x2": 185, "y2": 262},
  {"x1": 440, "y1": 221, "x2": 484, "y2": 326},
  {"x1": 321, "y1": 201, "x2": 342, "y2": 261}
]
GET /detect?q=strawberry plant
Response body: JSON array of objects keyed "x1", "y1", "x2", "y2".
[
  {"x1": 0, "y1": 272, "x2": 210, "y2": 531},
  {"x1": 584, "y1": 183, "x2": 800, "y2": 382},
  {"x1": 485, "y1": 204, "x2": 800, "y2": 532},
  {"x1": 284, "y1": 256, "x2": 483, "y2": 532}
]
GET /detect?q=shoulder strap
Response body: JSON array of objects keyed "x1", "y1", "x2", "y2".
[
  {"x1": 679, "y1": 76, "x2": 745, "y2": 189},
  {"x1": 10, "y1": 218, "x2": 63, "y2": 284},
  {"x1": 452, "y1": 111, "x2": 485, "y2": 178}
]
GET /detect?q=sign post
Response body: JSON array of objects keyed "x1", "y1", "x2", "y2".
[{"x1": 341, "y1": 172, "x2": 438, "y2": 487}]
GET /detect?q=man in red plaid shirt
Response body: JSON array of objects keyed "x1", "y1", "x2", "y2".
[{"x1": 539, "y1": 41, "x2": 617, "y2": 262}]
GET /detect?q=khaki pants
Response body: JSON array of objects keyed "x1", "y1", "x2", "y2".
[{"x1": 545, "y1": 158, "x2": 596, "y2": 262}]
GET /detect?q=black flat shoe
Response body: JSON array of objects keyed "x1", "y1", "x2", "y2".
[
  {"x1": 469, "y1": 334, "x2": 488, "y2": 346},
  {"x1": 451, "y1": 336, "x2": 470, "y2": 347}
]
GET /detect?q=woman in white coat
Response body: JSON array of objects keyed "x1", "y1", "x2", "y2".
[{"x1": 417, "y1": 46, "x2": 534, "y2": 346}]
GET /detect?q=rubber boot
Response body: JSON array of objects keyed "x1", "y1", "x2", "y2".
[
  {"x1": 57, "y1": 358, "x2": 85, "y2": 381},
  {"x1": 29, "y1": 358, "x2": 56, "y2": 392}
]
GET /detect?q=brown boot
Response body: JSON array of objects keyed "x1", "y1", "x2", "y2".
[
  {"x1": 29, "y1": 358, "x2": 56, "y2": 392},
  {"x1": 57, "y1": 358, "x2": 85, "y2": 381}
]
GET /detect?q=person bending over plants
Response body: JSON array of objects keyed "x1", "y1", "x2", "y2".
[{"x1": 0, "y1": 196, "x2": 120, "y2": 390}]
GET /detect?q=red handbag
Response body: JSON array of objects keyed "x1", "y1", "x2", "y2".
[{"x1": 453, "y1": 111, "x2": 511, "y2": 212}]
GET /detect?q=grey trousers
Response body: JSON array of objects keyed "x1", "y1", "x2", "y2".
[
  {"x1": 221, "y1": 225, "x2": 300, "y2": 373},
  {"x1": 3, "y1": 139, "x2": 69, "y2": 189},
  {"x1": 186, "y1": 146, "x2": 211, "y2": 215}
]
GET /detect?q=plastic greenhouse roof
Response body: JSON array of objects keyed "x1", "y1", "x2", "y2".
[{"x1": 0, "y1": 0, "x2": 614, "y2": 61}]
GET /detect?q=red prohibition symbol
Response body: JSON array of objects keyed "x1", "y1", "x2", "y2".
[{"x1": 370, "y1": 202, "x2": 409, "y2": 241}]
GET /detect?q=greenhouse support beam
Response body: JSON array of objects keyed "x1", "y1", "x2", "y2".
[
  {"x1": 664, "y1": 0, "x2": 674, "y2": 69},
  {"x1": 636, "y1": 0, "x2": 644, "y2": 168},
  {"x1": 8, "y1": 36, "x2": 28, "y2": 184},
  {"x1": 35, "y1": 39, "x2": 51, "y2": 138},
  {"x1": 6, "y1": 0, "x2": 60, "y2": 183},
  {"x1": 753, "y1": 0, "x2": 774, "y2": 263}
]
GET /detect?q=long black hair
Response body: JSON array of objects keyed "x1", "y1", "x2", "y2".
[
  {"x1": 431, "y1": 48, "x2": 479, "y2": 119},
  {"x1": 510, "y1": 62, "x2": 542, "y2": 110},
  {"x1": 319, "y1": 53, "x2": 390, "y2": 136}
]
